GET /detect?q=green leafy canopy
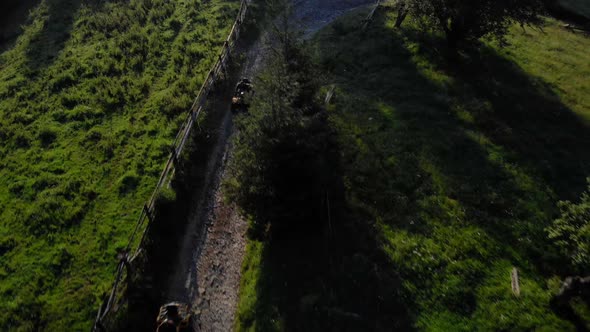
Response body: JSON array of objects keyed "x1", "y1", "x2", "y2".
[
  {"x1": 404, "y1": 0, "x2": 549, "y2": 46},
  {"x1": 548, "y1": 179, "x2": 590, "y2": 273}
]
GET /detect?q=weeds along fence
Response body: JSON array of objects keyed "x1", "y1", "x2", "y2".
[{"x1": 93, "y1": 1, "x2": 251, "y2": 330}]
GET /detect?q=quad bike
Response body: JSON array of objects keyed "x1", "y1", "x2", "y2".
[
  {"x1": 231, "y1": 78, "x2": 253, "y2": 113},
  {"x1": 156, "y1": 302, "x2": 192, "y2": 332}
]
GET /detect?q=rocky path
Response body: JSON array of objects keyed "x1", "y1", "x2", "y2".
[{"x1": 193, "y1": 167, "x2": 247, "y2": 332}]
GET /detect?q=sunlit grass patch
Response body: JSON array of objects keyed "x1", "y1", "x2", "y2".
[{"x1": 0, "y1": 0, "x2": 239, "y2": 329}]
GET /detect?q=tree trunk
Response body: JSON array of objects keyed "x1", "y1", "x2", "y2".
[
  {"x1": 446, "y1": 31, "x2": 458, "y2": 49},
  {"x1": 394, "y1": 3, "x2": 408, "y2": 28},
  {"x1": 445, "y1": 17, "x2": 466, "y2": 49}
]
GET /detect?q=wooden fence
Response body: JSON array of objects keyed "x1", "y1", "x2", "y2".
[
  {"x1": 92, "y1": 1, "x2": 251, "y2": 330},
  {"x1": 362, "y1": 0, "x2": 382, "y2": 29}
]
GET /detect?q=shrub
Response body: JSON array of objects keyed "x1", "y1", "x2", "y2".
[
  {"x1": 547, "y1": 179, "x2": 590, "y2": 274},
  {"x1": 404, "y1": 0, "x2": 547, "y2": 48}
]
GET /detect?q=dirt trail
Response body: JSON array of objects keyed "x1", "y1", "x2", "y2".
[
  {"x1": 192, "y1": 157, "x2": 247, "y2": 331},
  {"x1": 167, "y1": 1, "x2": 376, "y2": 330}
]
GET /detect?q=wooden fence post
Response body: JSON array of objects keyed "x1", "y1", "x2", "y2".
[
  {"x1": 511, "y1": 267, "x2": 520, "y2": 297},
  {"x1": 170, "y1": 147, "x2": 183, "y2": 178}
]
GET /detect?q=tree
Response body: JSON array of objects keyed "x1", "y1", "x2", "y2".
[
  {"x1": 547, "y1": 179, "x2": 590, "y2": 275},
  {"x1": 547, "y1": 181, "x2": 590, "y2": 306},
  {"x1": 404, "y1": 0, "x2": 548, "y2": 48},
  {"x1": 394, "y1": 1, "x2": 409, "y2": 28},
  {"x1": 226, "y1": 14, "x2": 336, "y2": 237}
]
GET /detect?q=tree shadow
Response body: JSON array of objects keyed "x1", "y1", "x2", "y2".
[
  {"x1": 421, "y1": 36, "x2": 590, "y2": 201},
  {"x1": 362, "y1": 10, "x2": 589, "y2": 271},
  {"x1": 308, "y1": 6, "x2": 590, "y2": 328},
  {"x1": 0, "y1": 0, "x2": 42, "y2": 52},
  {"x1": 25, "y1": 0, "x2": 83, "y2": 71},
  {"x1": 244, "y1": 157, "x2": 414, "y2": 331},
  {"x1": 393, "y1": 26, "x2": 590, "y2": 276}
]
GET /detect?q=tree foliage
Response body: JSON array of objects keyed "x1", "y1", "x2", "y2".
[
  {"x1": 403, "y1": 0, "x2": 549, "y2": 47},
  {"x1": 548, "y1": 179, "x2": 590, "y2": 274},
  {"x1": 226, "y1": 20, "x2": 337, "y2": 237}
]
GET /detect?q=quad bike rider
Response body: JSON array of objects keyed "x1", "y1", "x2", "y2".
[
  {"x1": 231, "y1": 78, "x2": 253, "y2": 112},
  {"x1": 156, "y1": 302, "x2": 192, "y2": 332}
]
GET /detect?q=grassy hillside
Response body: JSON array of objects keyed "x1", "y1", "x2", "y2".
[
  {"x1": 235, "y1": 6, "x2": 590, "y2": 331},
  {"x1": 0, "y1": 0, "x2": 238, "y2": 330}
]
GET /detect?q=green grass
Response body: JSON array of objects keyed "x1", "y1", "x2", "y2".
[
  {"x1": 317, "y1": 7, "x2": 590, "y2": 330},
  {"x1": 0, "y1": 0, "x2": 239, "y2": 330},
  {"x1": 235, "y1": 6, "x2": 590, "y2": 331},
  {"x1": 235, "y1": 239, "x2": 284, "y2": 332}
]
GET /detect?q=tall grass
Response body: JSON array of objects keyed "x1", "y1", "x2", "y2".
[{"x1": 0, "y1": 0, "x2": 239, "y2": 330}]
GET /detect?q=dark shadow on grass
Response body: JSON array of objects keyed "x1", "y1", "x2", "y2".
[
  {"x1": 311, "y1": 6, "x2": 590, "y2": 327},
  {"x1": 243, "y1": 155, "x2": 414, "y2": 331},
  {"x1": 347, "y1": 6, "x2": 588, "y2": 269},
  {"x1": 404, "y1": 26, "x2": 590, "y2": 271},
  {"x1": 551, "y1": 298, "x2": 590, "y2": 332},
  {"x1": 412, "y1": 32, "x2": 590, "y2": 201},
  {"x1": 0, "y1": 0, "x2": 42, "y2": 52},
  {"x1": 25, "y1": 0, "x2": 82, "y2": 71}
]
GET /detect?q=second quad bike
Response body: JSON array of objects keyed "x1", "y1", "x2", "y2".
[{"x1": 156, "y1": 302, "x2": 192, "y2": 332}]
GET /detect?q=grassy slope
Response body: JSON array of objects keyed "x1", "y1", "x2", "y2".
[
  {"x1": 0, "y1": 0, "x2": 238, "y2": 330},
  {"x1": 236, "y1": 6, "x2": 590, "y2": 332}
]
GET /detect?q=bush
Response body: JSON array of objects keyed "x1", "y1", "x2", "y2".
[{"x1": 548, "y1": 179, "x2": 590, "y2": 274}]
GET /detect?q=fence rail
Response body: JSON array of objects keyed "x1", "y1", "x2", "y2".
[
  {"x1": 362, "y1": 0, "x2": 382, "y2": 29},
  {"x1": 93, "y1": 1, "x2": 251, "y2": 330}
]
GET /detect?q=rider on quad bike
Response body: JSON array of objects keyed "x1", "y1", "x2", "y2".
[{"x1": 231, "y1": 78, "x2": 253, "y2": 113}]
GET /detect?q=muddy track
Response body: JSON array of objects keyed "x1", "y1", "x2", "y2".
[{"x1": 163, "y1": 1, "x2": 376, "y2": 330}]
